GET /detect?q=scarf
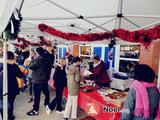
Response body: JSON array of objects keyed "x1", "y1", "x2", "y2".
[
  {"x1": 93, "y1": 60, "x2": 101, "y2": 68},
  {"x1": 131, "y1": 80, "x2": 160, "y2": 119}
]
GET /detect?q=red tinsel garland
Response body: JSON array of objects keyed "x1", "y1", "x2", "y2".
[
  {"x1": 15, "y1": 37, "x2": 51, "y2": 47},
  {"x1": 38, "y1": 24, "x2": 114, "y2": 42},
  {"x1": 38, "y1": 23, "x2": 160, "y2": 47}
]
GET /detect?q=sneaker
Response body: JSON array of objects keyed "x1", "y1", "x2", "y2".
[
  {"x1": 56, "y1": 110, "x2": 64, "y2": 114},
  {"x1": 46, "y1": 105, "x2": 51, "y2": 115},
  {"x1": 27, "y1": 110, "x2": 39, "y2": 116}
]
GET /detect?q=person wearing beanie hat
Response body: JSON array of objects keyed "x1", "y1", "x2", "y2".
[{"x1": 27, "y1": 47, "x2": 51, "y2": 116}]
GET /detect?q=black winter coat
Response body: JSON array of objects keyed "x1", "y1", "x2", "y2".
[
  {"x1": 29, "y1": 55, "x2": 51, "y2": 84},
  {"x1": 53, "y1": 66, "x2": 67, "y2": 88},
  {"x1": 0, "y1": 63, "x2": 23, "y2": 100}
]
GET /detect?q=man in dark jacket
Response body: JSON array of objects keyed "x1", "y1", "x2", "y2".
[
  {"x1": 27, "y1": 47, "x2": 51, "y2": 116},
  {"x1": 0, "y1": 52, "x2": 24, "y2": 120}
]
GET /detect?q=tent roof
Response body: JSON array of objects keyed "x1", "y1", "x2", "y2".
[{"x1": 1, "y1": 0, "x2": 160, "y2": 44}]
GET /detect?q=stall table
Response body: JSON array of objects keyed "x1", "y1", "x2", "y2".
[{"x1": 63, "y1": 87, "x2": 122, "y2": 120}]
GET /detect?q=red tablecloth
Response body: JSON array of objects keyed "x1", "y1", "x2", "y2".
[
  {"x1": 49, "y1": 79, "x2": 121, "y2": 120},
  {"x1": 63, "y1": 87, "x2": 122, "y2": 120}
]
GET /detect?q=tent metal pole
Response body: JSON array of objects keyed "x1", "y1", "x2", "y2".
[
  {"x1": 123, "y1": 17, "x2": 141, "y2": 28},
  {"x1": 2, "y1": 32, "x2": 8, "y2": 120},
  {"x1": 23, "y1": 21, "x2": 37, "y2": 27},
  {"x1": 23, "y1": 15, "x2": 117, "y2": 21},
  {"x1": 119, "y1": 0, "x2": 123, "y2": 14},
  {"x1": 118, "y1": 18, "x2": 122, "y2": 29},
  {"x1": 22, "y1": 0, "x2": 46, "y2": 12},
  {"x1": 22, "y1": 21, "x2": 70, "y2": 28},
  {"x1": 91, "y1": 17, "x2": 117, "y2": 30},
  {"x1": 118, "y1": 0, "x2": 123, "y2": 28},
  {"x1": 124, "y1": 15, "x2": 160, "y2": 18},
  {"x1": 134, "y1": 20, "x2": 160, "y2": 31},
  {"x1": 74, "y1": 26, "x2": 89, "y2": 32},
  {"x1": 23, "y1": 17, "x2": 78, "y2": 20},
  {"x1": 83, "y1": 17, "x2": 117, "y2": 34},
  {"x1": 45, "y1": 0, "x2": 110, "y2": 32},
  {"x1": 21, "y1": 25, "x2": 69, "y2": 29},
  {"x1": 19, "y1": 0, "x2": 25, "y2": 13},
  {"x1": 73, "y1": 17, "x2": 110, "y2": 32}
]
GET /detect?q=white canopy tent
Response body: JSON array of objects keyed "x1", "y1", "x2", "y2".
[
  {"x1": 19, "y1": 0, "x2": 160, "y2": 37},
  {"x1": 1, "y1": 0, "x2": 160, "y2": 39},
  {"x1": 1, "y1": 0, "x2": 160, "y2": 119}
]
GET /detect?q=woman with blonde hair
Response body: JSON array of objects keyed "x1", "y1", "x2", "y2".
[{"x1": 46, "y1": 58, "x2": 67, "y2": 114}]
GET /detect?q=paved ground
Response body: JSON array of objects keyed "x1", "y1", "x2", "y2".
[{"x1": 12, "y1": 89, "x2": 86, "y2": 120}]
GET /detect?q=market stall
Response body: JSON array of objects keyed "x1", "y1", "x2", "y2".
[
  {"x1": 63, "y1": 87, "x2": 126, "y2": 120},
  {"x1": 49, "y1": 77, "x2": 126, "y2": 120},
  {"x1": 1, "y1": 0, "x2": 160, "y2": 120}
]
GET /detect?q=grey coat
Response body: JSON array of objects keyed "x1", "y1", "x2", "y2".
[
  {"x1": 66, "y1": 63, "x2": 81, "y2": 96},
  {"x1": 121, "y1": 88, "x2": 160, "y2": 120}
]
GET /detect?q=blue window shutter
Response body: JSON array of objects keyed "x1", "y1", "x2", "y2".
[
  {"x1": 112, "y1": 47, "x2": 115, "y2": 68},
  {"x1": 63, "y1": 47, "x2": 67, "y2": 57},
  {"x1": 59, "y1": 47, "x2": 62, "y2": 59},
  {"x1": 104, "y1": 47, "x2": 109, "y2": 69},
  {"x1": 93, "y1": 47, "x2": 102, "y2": 58}
]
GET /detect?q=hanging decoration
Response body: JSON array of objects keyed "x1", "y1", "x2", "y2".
[
  {"x1": 38, "y1": 24, "x2": 113, "y2": 42},
  {"x1": 39, "y1": 36, "x2": 52, "y2": 46},
  {"x1": 4, "y1": 8, "x2": 22, "y2": 40},
  {"x1": 12, "y1": 43, "x2": 28, "y2": 47},
  {"x1": 38, "y1": 23, "x2": 160, "y2": 47},
  {"x1": 112, "y1": 26, "x2": 160, "y2": 47},
  {"x1": 108, "y1": 38, "x2": 116, "y2": 51},
  {"x1": 14, "y1": 37, "x2": 52, "y2": 47}
]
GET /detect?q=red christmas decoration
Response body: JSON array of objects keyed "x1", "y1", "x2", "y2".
[
  {"x1": 14, "y1": 37, "x2": 51, "y2": 47},
  {"x1": 38, "y1": 23, "x2": 113, "y2": 42},
  {"x1": 38, "y1": 23, "x2": 160, "y2": 47}
]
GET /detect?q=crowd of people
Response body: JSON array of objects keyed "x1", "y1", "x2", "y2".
[{"x1": 0, "y1": 45, "x2": 159, "y2": 120}]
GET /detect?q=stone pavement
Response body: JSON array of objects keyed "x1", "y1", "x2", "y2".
[{"x1": 12, "y1": 90, "x2": 86, "y2": 120}]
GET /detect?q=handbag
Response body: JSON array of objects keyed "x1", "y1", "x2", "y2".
[{"x1": 16, "y1": 77, "x2": 24, "y2": 88}]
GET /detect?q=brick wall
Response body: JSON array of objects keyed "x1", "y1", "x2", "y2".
[{"x1": 139, "y1": 40, "x2": 160, "y2": 75}]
